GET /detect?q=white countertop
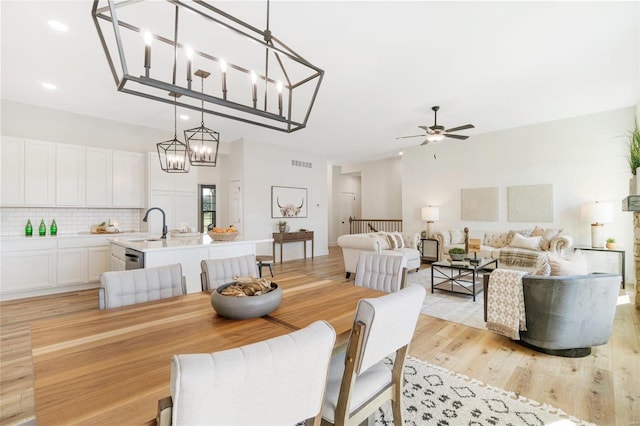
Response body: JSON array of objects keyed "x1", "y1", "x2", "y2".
[
  {"x1": 0, "y1": 231, "x2": 147, "y2": 241},
  {"x1": 108, "y1": 234, "x2": 273, "y2": 252}
]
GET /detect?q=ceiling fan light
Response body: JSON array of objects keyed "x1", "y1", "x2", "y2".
[{"x1": 427, "y1": 133, "x2": 445, "y2": 142}]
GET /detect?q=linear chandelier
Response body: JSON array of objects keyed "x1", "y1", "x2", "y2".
[{"x1": 91, "y1": 0, "x2": 324, "y2": 133}]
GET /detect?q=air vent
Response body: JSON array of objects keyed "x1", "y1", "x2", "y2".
[{"x1": 291, "y1": 160, "x2": 312, "y2": 168}]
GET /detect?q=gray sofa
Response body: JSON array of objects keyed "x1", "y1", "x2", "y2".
[{"x1": 483, "y1": 272, "x2": 621, "y2": 357}]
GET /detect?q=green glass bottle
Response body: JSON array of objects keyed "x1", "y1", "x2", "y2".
[
  {"x1": 50, "y1": 219, "x2": 57, "y2": 236},
  {"x1": 25, "y1": 219, "x2": 33, "y2": 236},
  {"x1": 39, "y1": 219, "x2": 46, "y2": 236}
]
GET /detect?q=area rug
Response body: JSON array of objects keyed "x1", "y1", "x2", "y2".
[
  {"x1": 406, "y1": 267, "x2": 487, "y2": 330},
  {"x1": 375, "y1": 356, "x2": 592, "y2": 426}
]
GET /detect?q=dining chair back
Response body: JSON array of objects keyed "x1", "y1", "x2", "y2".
[
  {"x1": 161, "y1": 320, "x2": 336, "y2": 426},
  {"x1": 354, "y1": 252, "x2": 408, "y2": 292},
  {"x1": 321, "y1": 284, "x2": 425, "y2": 426},
  {"x1": 99, "y1": 263, "x2": 186, "y2": 309},
  {"x1": 200, "y1": 254, "x2": 258, "y2": 291}
]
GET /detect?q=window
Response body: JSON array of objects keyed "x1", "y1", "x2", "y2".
[{"x1": 199, "y1": 185, "x2": 216, "y2": 233}]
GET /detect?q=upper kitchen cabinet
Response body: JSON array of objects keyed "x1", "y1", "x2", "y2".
[
  {"x1": 1, "y1": 137, "x2": 24, "y2": 205},
  {"x1": 147, "y1": 152, "x2": 197, "y2": 192},
  {"x1": 56, "y1": 144, "x2": 86, "y2": 206},
  {"x1": 113, "y1": 151, "x2": 145, "y2": 208},
  {"x1": 85, "y1": 148, "x2": 113, "y2": 207},
  {"x1": 1, "y1": 137, "x2": 54, "y2": 206}
]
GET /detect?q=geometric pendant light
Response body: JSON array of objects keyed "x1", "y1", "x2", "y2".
[
  {"x1": 157, "y1": 93, "x2": 190, "y2": 173},
  {"x1": 184, "y1": 70, "x2": 220, "y2": 167}
]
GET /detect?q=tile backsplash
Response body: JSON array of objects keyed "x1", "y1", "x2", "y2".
[{"x1": 1, "y1": 207, "x2": 142, "y2": 236}]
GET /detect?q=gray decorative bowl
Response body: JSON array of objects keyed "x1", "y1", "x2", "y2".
[
  {"x1": 210, "y1": 282, "x2": 282, "y2": 319},
  {"x1": 449, "y1": 253, "x2": 467, "y2": 261}
]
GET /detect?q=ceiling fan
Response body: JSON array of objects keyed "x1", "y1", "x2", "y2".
[{"x1": 396, "y1": 106, "x2": 474, "y2": 145}]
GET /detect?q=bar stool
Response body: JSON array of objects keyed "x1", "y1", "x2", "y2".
[{"x1": 256, "y1": 255, "x2": 275, "y2": 278}]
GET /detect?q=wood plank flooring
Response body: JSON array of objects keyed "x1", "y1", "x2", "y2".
[{"x1": 1, "y1": 247, "x2": 638, "y2": 425}]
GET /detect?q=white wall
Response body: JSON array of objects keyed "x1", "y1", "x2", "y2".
[
  {"x1": 401, "y1": 106, "x2": 635, "y2": 282},
  {"x1": 330, "y1": 166, "x2": 361, "y2": 245},
  {"x1": 241, "y1": 139, "x2": 329, "y2": 260}
]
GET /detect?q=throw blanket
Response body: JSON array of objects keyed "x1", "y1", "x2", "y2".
[
  {"x1": 486, "y1": 269, "x2": 528, "y2": 340},
  {"x1": 499, "y1": 247, "x2": 540, "y2": 268}
]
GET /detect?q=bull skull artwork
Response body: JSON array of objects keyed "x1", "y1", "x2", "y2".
[{"x1": 277, "y1": 197, "x2": 304, "y2": 217}]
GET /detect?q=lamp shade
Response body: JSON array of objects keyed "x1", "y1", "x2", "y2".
[
  {"x1": 581, "y1": 202, "x2": 614, "y2": 224},
  {"x1": 421, "y1": 206, "x2": 439, "y2": 222}
]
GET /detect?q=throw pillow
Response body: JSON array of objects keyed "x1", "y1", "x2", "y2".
[
  {"x1": 509, "y1": 233, "x2": 542, "y2": 250},
  {"x1": 450, "y1": 229, "x2": 465, "y2": 244},
  {"x1": 534, "y1": 254, "x2": 551, "y2": 276},
  {"x1": 547, "y1": 252, "x2": 588, "y2": 276},
  {"x1": 379, "y1": 232, "x2": 397, "y2": 249},
  {"x1": 390, "y1": 232, "x2": 404, "y2": 248},
  {"x1": 506, "y1": 228, "x2": 533, "y2": 245},
  {"x1": 530, "y1": 226, "x2": 563, "y2": 251}
]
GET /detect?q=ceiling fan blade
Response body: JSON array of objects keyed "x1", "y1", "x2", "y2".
[
  {"x1": 445, "y1": 134, "x2": 469, "y2": 140},
  {"x1": 445, "y1": 124, "x2": 475, "y2": 133},
  {"x1": 417, "y1": 125, "x2": 430, "y2": 131},
  {"x1": 395, "y1": 134, "x2": 425, "y2": 140},
  {"x1": 420, "y1": 139, "x2": 431, "y2": 146}
]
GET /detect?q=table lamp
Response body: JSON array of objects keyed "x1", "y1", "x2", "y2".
[
  {"x1": 421, "y1": 206, "x2": 439, "y2": 238},
  {"x1": 581, "y1": 201, "x2": 614, "y2": 248}
]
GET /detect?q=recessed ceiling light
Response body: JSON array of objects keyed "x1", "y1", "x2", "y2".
[
  {"x1": 398, "y1": 151, "x2": 404, "y2": 156},
  {"x1": 48, "y1": 20, "x2": 69, "y2": 32},
  {"x1": 179, "y1": 114, "x2": 189, "y2": 121},
  {"x1": 41, "y1": 82, "x2": 57, "y2": 90}
]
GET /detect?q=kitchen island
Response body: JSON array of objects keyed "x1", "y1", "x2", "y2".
[{"x1": 109, "y1": 234, "x2": 273, "y2": 293}]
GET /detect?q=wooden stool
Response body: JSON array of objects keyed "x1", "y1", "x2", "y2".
[{"x1": 256, "y1": 255, "x2": 274, "y2": 278}]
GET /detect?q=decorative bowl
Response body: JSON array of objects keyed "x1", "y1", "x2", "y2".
[
  {"x1": 449, "y1": 253, "x2": 467, "y2": 261},
  {"x1": 207, "y1": 231, "x2": 238, "y2": 241},
  {"x1": 211, "y1": 282, "x2": 282, "y2": 319}
]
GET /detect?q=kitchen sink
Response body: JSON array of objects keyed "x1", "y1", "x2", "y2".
[{"x1": 127, "y1": 238, "x2": 162, "y2": 243}]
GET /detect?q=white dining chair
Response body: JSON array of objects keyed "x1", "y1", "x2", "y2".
[
  {"x1": 200, "y1": 253, "x2": 259, "y2": 291},
  {"x1": 321, "y1": 284, "x2": 426, "y2": 426},
  {"x1": 158, "y1": 320, "x2": 336, "y2": 426},
  {"x1": 98, "y1": 263, "x2": 186, "y2": 309},
  {"x1": 354, "y1": 252, "x2": 408, "y2": 292}
]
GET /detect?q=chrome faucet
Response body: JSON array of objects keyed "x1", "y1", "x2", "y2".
[{"x1": 142, "y1": 207, "x2": 168, "y2": 239}]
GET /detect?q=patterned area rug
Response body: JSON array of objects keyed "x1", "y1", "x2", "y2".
[
  {"x1": 376, "y1": 356, "x2": 592, "y2": 426},
  {"x1": 406, "y1": 267, "x2": 487, "y2": 329}
]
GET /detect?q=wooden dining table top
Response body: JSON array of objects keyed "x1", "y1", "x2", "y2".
[{"x1": 30, "y1": 278, "x2": 384, "y2": 425}]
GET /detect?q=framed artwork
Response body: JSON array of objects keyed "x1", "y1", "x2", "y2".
[
  {"x1": 508, "y1": 184, "x2": 553, "y2": 222},
  {"x1": 271, "y1": 186, "x2": 308, "y2": 218},
  {"x1": 461, "y1": 187, "x2": 499, "y2": 221}
]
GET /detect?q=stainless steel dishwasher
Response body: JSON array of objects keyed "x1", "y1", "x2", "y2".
[{"x1": 125, "y1": 248, "x2": 145, "y2": 270}]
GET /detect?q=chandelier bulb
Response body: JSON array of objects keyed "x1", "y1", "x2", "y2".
[
  {"x1": 185, "y1": 45, "x2": 194, "y2": 60},
  {"x1": 219, "y1": 59, "x2": 228, "y2": 73},
  {"x1": 142, "y1": 30, "x2": 152, "y2": 46}
]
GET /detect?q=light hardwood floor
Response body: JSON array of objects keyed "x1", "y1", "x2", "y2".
[{"x1": 1, "y1": 247, "x2": 638, "y2": 425}]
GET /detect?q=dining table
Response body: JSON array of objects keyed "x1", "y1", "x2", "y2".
[{"x1": 30, "y1": 278, "x2": 384, "y2": 425}]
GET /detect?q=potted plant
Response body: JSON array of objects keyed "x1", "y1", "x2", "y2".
[
  {"x1": 606, "y1": 237, "x2": 617, "y2": 250},
  {"x1": 627, "y1": 120, "x2": 640, "y2": 194},
  {"x1": 448, "y1": 247, "x2": 467, "y2": 261},
  {"x1": 278, "y1": 220, "x2": 288, "y2": 233}
]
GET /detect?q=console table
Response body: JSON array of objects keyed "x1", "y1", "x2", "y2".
[
  {"x1": 273, "y1": 231, "x2": 314, "y2": 264},
  {"x1": 574, "y1": 246, "x2": 625, "y2": 289}
]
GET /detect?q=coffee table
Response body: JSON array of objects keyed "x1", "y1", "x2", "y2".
[{"x1": 431, "y1": 258, "x2": 498, "y2": 301}]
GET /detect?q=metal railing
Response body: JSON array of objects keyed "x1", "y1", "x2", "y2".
[{"x1": 348, "y1": 217, "x2": 403, "y2": 234}]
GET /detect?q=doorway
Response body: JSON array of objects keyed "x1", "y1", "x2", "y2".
[
  {"x1": 339, "y1": 192, "x2": 357, "y2": 236},
  {"x1": 199, "y1": 184, "x2": 216, "y2": 232}
]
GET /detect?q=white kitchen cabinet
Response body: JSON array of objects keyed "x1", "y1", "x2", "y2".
[
  {"x1": 110, "y1": 243, "x2": 126, "y2": 271},
  {"x1": 148, "y1": 152, "x2": 197, "y2": 192},
  {"x1": 56, "y1": 144, "x2": 86, "y2": 206},
  {"x1": 147, "y1": 190, "x2": 175, "y2": 235},
  {"x1": 86, "y1": 148, "x2": 113, "y2": 207},
  {"x1": 1, "y1": 138, "x2": 54, "y2": 206},
  {"x1": 57, "y1": 248, "x2": 87, "y2": 285},
  {"x1": 113, "y1": 151, "x2": 145, "y2": 207},
  {"x1": 24, "y1": 140, "x2": 55, "y2": 206},
  {"x1": 1, "y1": 239, "x2": 56, "y2": 292},
  {"x1": 1, "y1": 137, "x2": 25, "y2": 205},
  {"x1": 88, "y1": 246, "x2": 110, "y2": 281},
  {"x1": 174, "y1": 192, "x2": 198, "y2": 230}
]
